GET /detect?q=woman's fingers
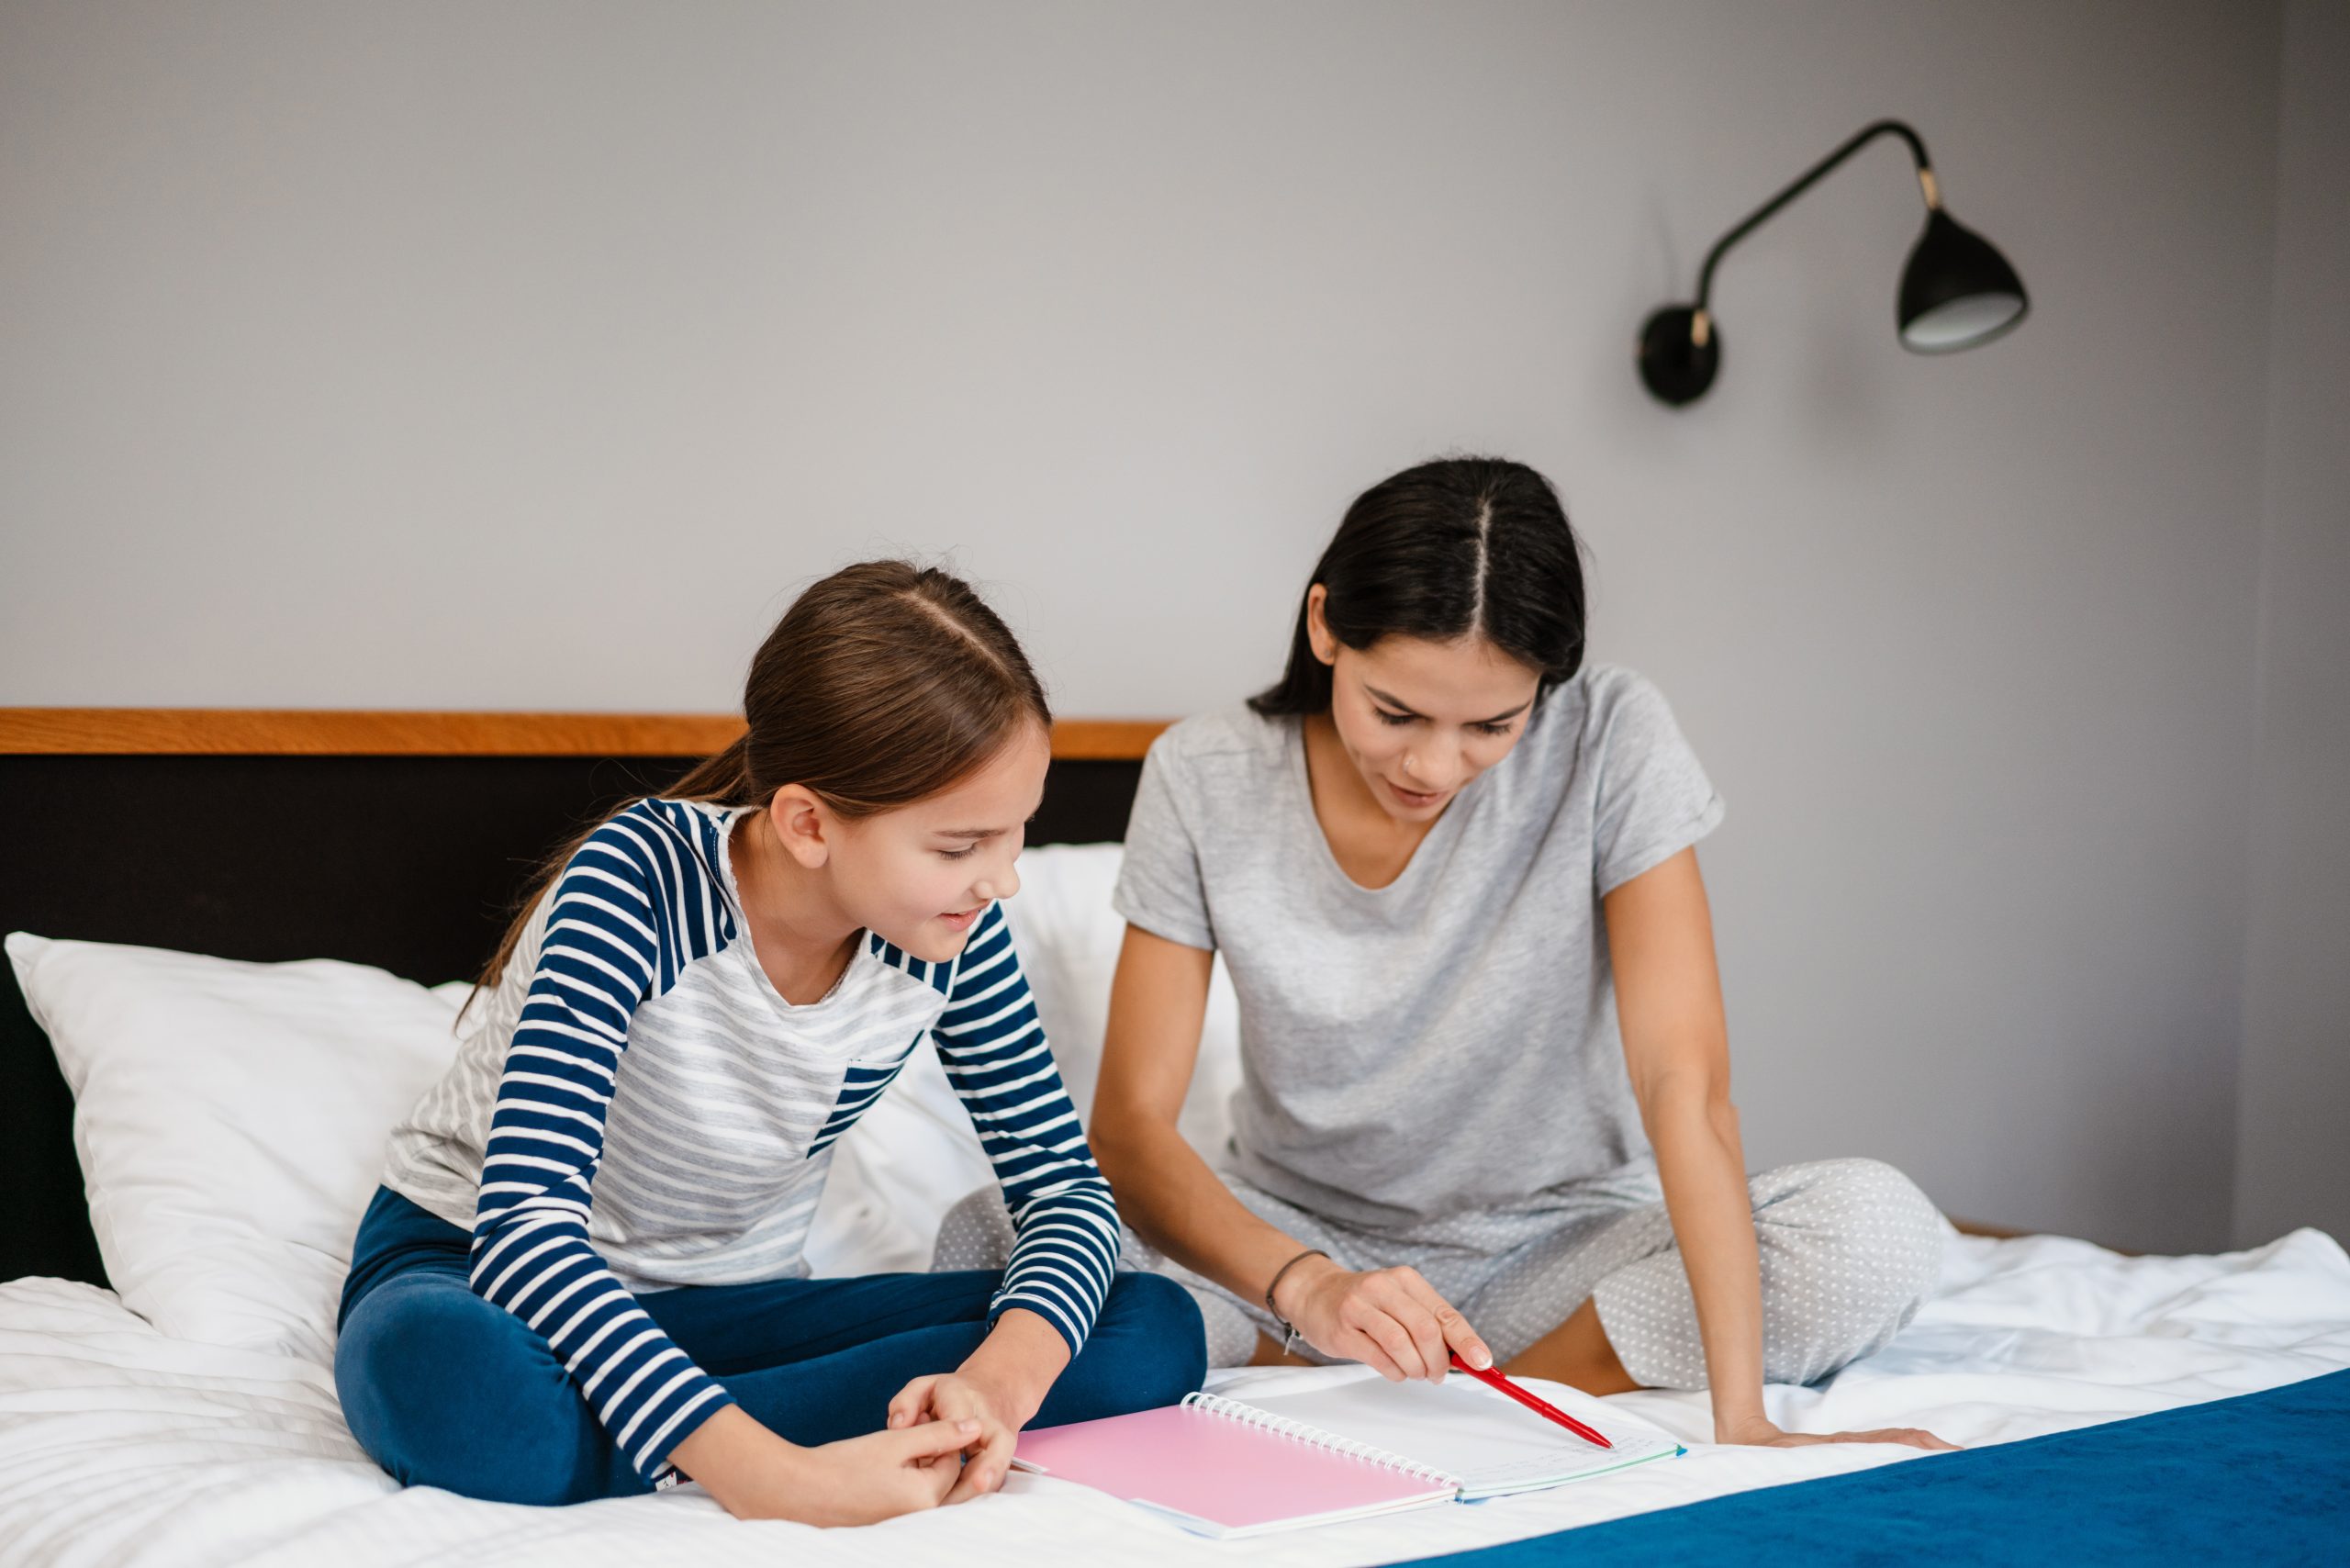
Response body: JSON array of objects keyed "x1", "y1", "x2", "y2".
[
  {"x1": 1870, "y1": 1428, "x2": 1961, "y2": 1451},
  {"x1": 1400, "y1": 1288, "x2": 1494, "y2": 1372},
  {"x1": 1392, "y1": 1269, "x2": 1491, "y2": 1375},
  {"x1": 1347, "y1": 1308, "x2": 1426, "y2": 1381}
]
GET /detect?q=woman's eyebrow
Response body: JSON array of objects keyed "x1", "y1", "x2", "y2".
[{"x1": 1365, "y1": 685, "x2": 1532, "y2": 725}]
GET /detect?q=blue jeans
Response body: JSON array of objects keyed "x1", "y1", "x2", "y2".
[{"x1": 333, "y1": 1186, "x2": 1206, "y2": 1505}]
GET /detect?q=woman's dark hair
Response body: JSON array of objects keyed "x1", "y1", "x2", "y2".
[
  {"x1": 1251, "y1": 455, "x2": 1587, "y2": 716},
  {"x1": 469, "y1": 560, "x2": 1049, "y2": 1004}
]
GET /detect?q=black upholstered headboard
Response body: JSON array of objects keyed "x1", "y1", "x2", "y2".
[{"x1": 0, "y1": 711, "x2": 1160, "y2": 1287}]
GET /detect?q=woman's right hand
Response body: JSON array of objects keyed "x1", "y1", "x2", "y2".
[
  {"x1": 1276, "y1": 1255, "x2": 1495, "y2": 1382},
  {"x1": 671, "y1": 1405, "x2": 980, "y2": 1525}
]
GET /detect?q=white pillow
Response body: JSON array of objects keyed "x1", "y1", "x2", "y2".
[
  {"x1": 809, "y1": 844, "x2": 1243, "y2": 1272},
  {"x1": 10, "y1": 846, "x2": 1247, "y2": 1351},
  {"x1": 5, "y1": 934, "x2": 465, "y2": 1366}
]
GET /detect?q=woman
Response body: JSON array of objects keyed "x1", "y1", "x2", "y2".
[{"x1": 938, "y1": 458, "x2": 1951, "y2": 1451}]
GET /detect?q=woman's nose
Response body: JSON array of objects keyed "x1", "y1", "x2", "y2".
[{"x1": 1403, "y1": 745, "x2": 1459, "y2": 791}]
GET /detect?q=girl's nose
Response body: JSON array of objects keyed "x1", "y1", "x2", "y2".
[{"x1": 974, "y1": 864, "x2": 1019, "y2": 903}]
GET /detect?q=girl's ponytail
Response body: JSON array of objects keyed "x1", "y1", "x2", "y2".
[
  {"x1": 662, "y1": 731, "x2": 757, "y2": 807},
  {"x1": 464, "y1": 560, "x2": 1047, "y2": 1012}
]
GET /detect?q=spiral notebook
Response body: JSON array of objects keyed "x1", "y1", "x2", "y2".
[{"x1": 1012, "y1": 1372, "x2": 1683, "y2": 1538}]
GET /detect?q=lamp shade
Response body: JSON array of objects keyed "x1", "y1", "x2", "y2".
[{"x1": 1898, "y1": 208, "x2": 2029, "y2": 353}]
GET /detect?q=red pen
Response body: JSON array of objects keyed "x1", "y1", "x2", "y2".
[{"x1": 1449, "y1": 1351, "x2": 1613, "y2": 1450}]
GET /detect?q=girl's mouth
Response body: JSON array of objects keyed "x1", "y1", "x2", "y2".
[{"x1": 937, "y1": 906, "x2": 983, "y2": 933}]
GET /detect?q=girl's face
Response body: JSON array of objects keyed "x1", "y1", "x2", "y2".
[
  {"x1": 1308, "y1": 586, "x2": 1542, "y2": 823},
  {"x1": 824, "y1": 720, "x2": 1051, "y2": 964}
]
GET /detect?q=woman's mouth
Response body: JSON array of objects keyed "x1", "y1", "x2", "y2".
[{"x1": 1384, "y1": 779, "x2": 1446, "y2": 811}]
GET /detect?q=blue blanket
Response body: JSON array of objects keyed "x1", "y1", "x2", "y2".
[{"x1": 1399, "y1": 1369, "x2": 2350, "y2": 1566}]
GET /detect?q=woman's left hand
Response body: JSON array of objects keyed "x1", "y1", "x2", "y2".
[
  {"x1": 1716, "y1": 1415, "x2": 1960, "y2": 1451},
  {"x1": 887, "y1": 1372, "x2": 1022, "y2": 1504}
]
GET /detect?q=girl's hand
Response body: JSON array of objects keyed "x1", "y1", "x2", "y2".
[
  {"x1": 888, "y1": 1372, "x2": 1019, "y2": 1504},
  {"x1": 1279, "y1": 1255, "x2": 1495, "y2": 1383},
  {"x1": 672, "y1": 1404, "x2": 978, "y2": 1524},
  {"x1": 1715, "y1": 1415, "x2": 1960, "y2": 1452}
]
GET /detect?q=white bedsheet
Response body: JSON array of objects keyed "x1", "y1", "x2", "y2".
[{"x1": 3, "y1": 1224, "x2": 2345, "y2": 1568}]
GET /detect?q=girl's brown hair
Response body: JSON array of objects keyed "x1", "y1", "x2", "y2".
[{"x1": 469, "y1": 559, "x2": 1051, "y2": 1003}]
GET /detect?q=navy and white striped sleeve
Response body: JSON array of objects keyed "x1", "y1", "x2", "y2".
[
  {"x1": 468, "y1": 803, "x2": 733, "y2": 1486},
  {"x1": 933, "y1": 902, "x2": 1121, "y2": 1354}
]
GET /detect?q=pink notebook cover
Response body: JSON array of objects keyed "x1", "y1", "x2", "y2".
[{"x1": 1012, "y1": 1404, "x2": 1453, "y2": 1537}]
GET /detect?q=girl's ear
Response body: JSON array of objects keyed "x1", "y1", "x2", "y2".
[
  {"x1": 1305, "y1": 584, "x2": 1338, "y2": 666},
  {"x1": 767, "y1": 784, "x2": 833, "y2": 869}
]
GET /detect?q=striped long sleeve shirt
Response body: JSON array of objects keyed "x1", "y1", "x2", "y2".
[{"x1": 380, "y1": 798, "x2": 1120, "y2": 1484}]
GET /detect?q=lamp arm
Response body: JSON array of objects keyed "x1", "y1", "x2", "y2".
[{"x1": 1690, "y1": 119, "x2": 1937, "y2": 331}]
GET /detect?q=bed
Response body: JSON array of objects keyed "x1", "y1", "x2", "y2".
[{"x1": 3, "y1": 710, "x2": 2345, "y2": 1568}]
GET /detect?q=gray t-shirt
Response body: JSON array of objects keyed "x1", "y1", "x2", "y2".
[{"x1": 1113, "y1": 663, "x2": 1725, "y2": 1233}]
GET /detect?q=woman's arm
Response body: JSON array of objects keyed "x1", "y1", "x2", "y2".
[
  {"x1": 1606, "y1": 846, "x2": 1951, "y2": 1450},
  {"x1": 1602, "y1": 846, "x2": 1766, "y2": 1439},
  {"x1": 1091, "y1": 924, "x2": 1493, "y2": 1381}
]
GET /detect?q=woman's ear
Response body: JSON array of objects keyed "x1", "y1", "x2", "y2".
[
  {"x1": 1305, "y1": 584, "x2": 1338, "y2": 666},
  {"x1": 766, "y1": 784, "x2": 833, "y2": 869}
]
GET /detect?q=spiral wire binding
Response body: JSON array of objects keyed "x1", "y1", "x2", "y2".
[{"x1": 1180, "y1": 1392, "x2": 1462, "y2": 1489}]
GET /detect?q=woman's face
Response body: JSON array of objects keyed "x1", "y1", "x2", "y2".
[
  {"x1": 822, "y1": 720, "x2": 1049, "y2": 964},
  {"x1": 1308, "y1": 586, "x2": 1542, "y2": 824}
]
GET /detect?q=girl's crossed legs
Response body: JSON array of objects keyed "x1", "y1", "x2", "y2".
[{"x1": 336, "y1": 1187, "x2": 1204, "y2": 1504}]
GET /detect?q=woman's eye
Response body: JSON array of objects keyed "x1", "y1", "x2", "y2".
[
  {"x1": 1474, "y1": 722, "x2": 1515, "y2": 737},
  {"x1": 1374, "y1": 709, "x2": 1415, "y2": 726}
]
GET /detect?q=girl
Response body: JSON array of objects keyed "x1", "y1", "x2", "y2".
[
  {"x1": 337, "y1": 561, "x2": 1206, "y2": 1523},
  {"x1": 939, "y1": 458, "x2": 1953, "y2": 1452}
]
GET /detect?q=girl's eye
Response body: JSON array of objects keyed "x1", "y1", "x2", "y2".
[
  {"x1": 1374, "y1": 709, "x2": 1416, "y2": 727},
  {"x1": 939, "y1": 846, "x2": 979, "y2": 861},
  {"x1": 1474, "y1": 722, "x2": 1515, "y2": 737}
]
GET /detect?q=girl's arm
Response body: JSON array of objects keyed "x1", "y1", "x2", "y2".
[
  {"x1": 1606, "y1": 846, "x2": 1951, "y2": 1450},
  {"x1": 468, "y1": 808, "x2": 738, "y2": 1484},
  {"x1": 908, "y1": 902, "x2": 1122, "y2": 1496},
  {"x1": 1091, "y1": 924, "x2": 1494, "y2": 1380}
]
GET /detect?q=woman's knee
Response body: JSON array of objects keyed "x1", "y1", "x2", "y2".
[
  {"x1": 335, "y1": 1278, "x2": 610, "y2": 1505},
  {"x1": 1759, "y1": 1158, "x2": 1944, "y2": 1381},
  {"x1": 1818, "y1": 1158, "x2": 1945, "y2": 1309},
  {"x1": 932, "y1": 1185, "x2": 1017, "y2": 1271}
]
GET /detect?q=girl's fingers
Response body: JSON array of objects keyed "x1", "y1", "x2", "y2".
[
  {"x1": 887, "y1": 1376, "x2": 938, "y2": 1429},
  {"x1": 894, "y1": 1417, "x2": 984, "y2": 1462},
  {"x1": 943, "y1": 1424, "x2": 1015, "y2": 1506}
]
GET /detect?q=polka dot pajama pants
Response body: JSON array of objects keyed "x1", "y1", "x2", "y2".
[{"x1": 934, "y1": 1158, "x2": 1946, "y2": 1387}]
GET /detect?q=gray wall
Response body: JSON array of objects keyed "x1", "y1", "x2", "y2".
[
  {"x1": 2234, "y1": 0, "x2": 2350, "y2": 1251},
  {"x1": 1, "y1": 2, "x2": 2330, "y2": 1254}
]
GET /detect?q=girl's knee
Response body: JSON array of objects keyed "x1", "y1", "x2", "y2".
[
  {"x1": 336, "y1": 1282, "x2": 608, "y2": 1504},
  {"x1": 1097, "y1": 1272, "x2": 1209, "y2": 1405}
]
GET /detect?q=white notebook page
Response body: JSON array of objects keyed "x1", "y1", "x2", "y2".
[{"x1": 1233, "y1": 1372, "x2": 1682, "y2": 1499}]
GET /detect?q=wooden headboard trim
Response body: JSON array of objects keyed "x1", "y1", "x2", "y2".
[{"x1": 0, "y1": 710, "x2": 1169, "y2": 762}]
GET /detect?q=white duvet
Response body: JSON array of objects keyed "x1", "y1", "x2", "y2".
[{"x1": 4, "y1": 1223, "x2": 2345, "y2": 1568}]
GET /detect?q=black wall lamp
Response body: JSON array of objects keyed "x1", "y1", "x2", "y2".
[{"x1": 1638, "y1": 119, "x2": 2027, "y2": 407}]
